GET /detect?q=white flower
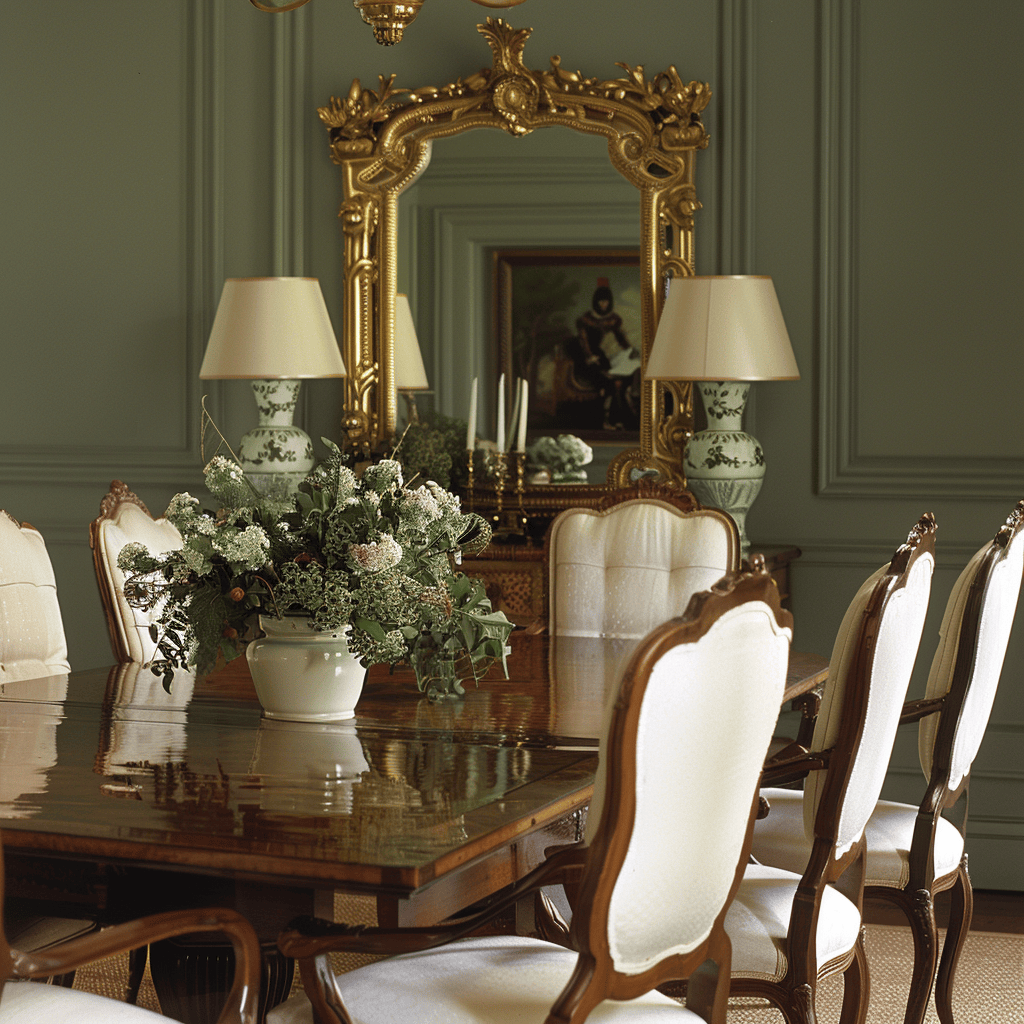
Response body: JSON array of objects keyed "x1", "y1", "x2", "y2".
[
  {"x1": 399, "y1": 485, "x2": 442, "y2": 528},
  {"x1": 216, "y1": 524, "x2": 271, "y2": 571},
  {"x1": 349, "y1": 534, "x2": 403, "y2": 574},
  {"x1": 362, "y1": 459, "x2": 404, "y2": 494}
]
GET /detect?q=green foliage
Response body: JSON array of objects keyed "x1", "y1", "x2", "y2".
[
  {"x1": 393, "y1": 413, "x2": 469, "y2": 489},
  {"x1": 118, "y1": 443, "x2": 513, "y2": 699}
]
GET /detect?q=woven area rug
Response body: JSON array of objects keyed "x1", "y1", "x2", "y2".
[
  {"x1": 728, "y1": 924, "x2": 1024, "y2": 1023},
  {"x1": 70, "y1": 917, "x2": 1023, "y2": 1021}
]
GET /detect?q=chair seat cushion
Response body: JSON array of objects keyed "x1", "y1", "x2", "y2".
[
  {"x1": 266, "y1": 935, "x2": 705, "y2": 1024},
  {"x1": 864, "y1": 798, "x2": 965, "y2": 889},
  {"x1": 726, "y1": 863, "x2": 862, "y2": 981},
  {"x1": 0, "y1": 979, "x2": 167, "y2": 1021},
  {"x1": 749, "y1": 788, "x2": 965, "y2": 889}
]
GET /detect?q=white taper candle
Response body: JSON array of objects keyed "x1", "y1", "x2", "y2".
[
  {"x1": 517, "y1": 378, "x2": 529, "y2": 452},
  {"x1": 466, "y1": 377, "x2": 478, "y2": 450},
  {"x1": 496, "y1": 373, "x2": 506, "y2": 450}
]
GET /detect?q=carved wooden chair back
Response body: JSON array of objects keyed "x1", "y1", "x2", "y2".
[
  {"x1": 271, "y1": 564, "x2": 791, "y2": 1024},
  {"x1": 802, "y1": 513, "x2": 936, "y2": 887},
  {"x1": 570, "y1": 564, "x2": 792, "y2": 1020},
  {"x1": 860, "y1": 500, "x2": 1024, "y2": 1024},
  {"x1": 914, "y1": 499, "x2": 1024, "y2": 852},
  {"x1": 0, "y1": 511, "x2": 70, "y2": 683},
  {"x1": 730, "y1": 514, "x2": 937, "y2": 1023},
  {"x1": 90, "y1": 480, "x2": 183, "y2": 663},
  {"x1": 545, "y1": 485, "x2": 739, "y2": 638}
]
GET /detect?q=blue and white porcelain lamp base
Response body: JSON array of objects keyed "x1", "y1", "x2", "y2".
[
  {"x1": 684, "y1": 382, "x2": 765, "y2": 559},
  {"x1": 238, "y1": 379, "x2": 316, "y2": 498}
]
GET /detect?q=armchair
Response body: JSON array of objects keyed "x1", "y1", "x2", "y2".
[
  {"x1": 270, "y1": 563, "x2": 793, "y2": 1024},
  {"x1": 0, "y1": 512, "x2": 70, "y2": 683},
  {"x1": 545, "y1": 488, "x2": 739, "y2": 638},
  {"x1": 751, "y1": 502, "x2": 1024, "y2": 1024},
  {"x1": 724, "y1": 513, "x2": 938, "y2": 1023},
  {"x1": 0, "y1": 839, "x2": 262, "y2": 1023},
  {"x1": 90, "y1": 481, "x2": 183, "y2": 664}
]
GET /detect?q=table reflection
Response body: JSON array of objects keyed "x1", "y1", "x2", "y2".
[{"x1": 0, "y1": 674, "x2": 67, "y2": 819}]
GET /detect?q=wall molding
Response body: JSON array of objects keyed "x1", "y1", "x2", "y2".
[
  {"x1": 0, "y1": 0, "x2": 222, "y2": 488},
  {"x1": 272, "y1": 6, "x2": 311, "y2": 276},
  {"x1": 814, "y1": 0, "x2": 1023, "y2": 499}
]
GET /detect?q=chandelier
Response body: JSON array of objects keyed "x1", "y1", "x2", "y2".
[{"x1": 249, "y1": 0, "x2": 527, "y2": 46}]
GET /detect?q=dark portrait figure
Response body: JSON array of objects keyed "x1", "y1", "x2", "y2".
[{"x1": 567, "y1": 277, "x2": 641, "y2": 431}]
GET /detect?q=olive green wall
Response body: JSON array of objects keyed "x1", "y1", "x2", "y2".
[{"x1": 2, "y1": 1, "x2": 1022, "y2": 887}]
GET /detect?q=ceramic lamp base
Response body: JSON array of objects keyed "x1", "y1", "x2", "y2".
[
  {"x1": 684, "y1": 383, "x2": 766, "y2": 559},
  {"x1": 238, "y1": 379, "x2": 315, "y2": 497}
]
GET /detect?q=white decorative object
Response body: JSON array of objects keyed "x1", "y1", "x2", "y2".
[
  {"x1": 200, "y1": 277, "x2": 346, "y2": 497},
  {"x1": 496, "y1": 373, "x2": 505, "y2": 450},
  {"x1": 466, "y1": 377, "x2": 478, "y2": 450},
  {"x1": 246, "y1": 617, "x2": 367, "y2": 722},
  {"x1": 646, "y1": 275, "x2": 799, "y2": 556},
  {"x1": 516, "y1": 378, "x2": 529, "y2": 452}
]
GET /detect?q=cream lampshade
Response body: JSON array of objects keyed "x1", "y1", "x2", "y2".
[
  {"x1": 394, "y1": 293, "x2": 429, "y2": 423},
  {"x1": 200, "y1": 277, "x2": 345, "y2": 496},
  {"x1": 646, "y1": 275, "x2": 798, "y2": 556}
]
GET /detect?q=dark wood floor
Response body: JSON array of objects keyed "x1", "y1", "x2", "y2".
[{"x1": 864, "y1": 889, "x2": 1024, "y2": 934}]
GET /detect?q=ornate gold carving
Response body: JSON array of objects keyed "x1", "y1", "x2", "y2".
[
  {"x1": 354, "y1": 1, "x2": 425, "y2": 46},
  {"x1": 320, "y1": 19, "x2": 711, "y2": 484}
]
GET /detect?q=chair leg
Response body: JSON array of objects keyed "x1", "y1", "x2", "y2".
[
  {"x1": 934, "y1": 856, "x2": 973, "y2": 1024},
  {"x1": 902, "y1": 887, "x2": 940, "y2": 1024},
  {"x1": 125, "y1": 945, "x2": 148, "y2": 1004},
  {"x1": 839, "y1": 929, "x2": 869, "y2": 1024}
]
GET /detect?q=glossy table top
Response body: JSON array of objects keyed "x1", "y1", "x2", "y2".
[{"x1": 0, "y1": 633, "x2": 825, "y2": 898}]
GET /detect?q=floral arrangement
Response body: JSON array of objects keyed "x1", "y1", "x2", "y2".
[
  {"x1": 118, "y1": 439, "x2": 513, "y2": 700},
  {"x1": 526, "y1": 434, "x2": 594, "y2": 483}
]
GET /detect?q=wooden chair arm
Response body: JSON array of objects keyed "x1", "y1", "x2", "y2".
[
  {"x1": 899, "y1": 696, "x2": 945, "y2": 725},
  {"x1": 10, "y1": 907, "x2": 262, "y2": 1024},
  {"x1": 278, "y1": 844, "x2": 587, "y2": 961},
  {"x1": 760, "y1": 748, "x2": 830, "y2": 789}
]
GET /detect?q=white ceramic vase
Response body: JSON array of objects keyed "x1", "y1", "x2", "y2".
[{"x1": 246, "y1": 616, "x2": 367, "y2": 723}]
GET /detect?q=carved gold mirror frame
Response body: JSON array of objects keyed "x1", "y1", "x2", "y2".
[{"x1": 319, "y1": 17, "x2": 711, "y2": 487}]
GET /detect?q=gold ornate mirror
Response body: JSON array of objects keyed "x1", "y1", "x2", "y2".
[{"x1": 319, "y1": 17, "x2": 710, "y2": 487}]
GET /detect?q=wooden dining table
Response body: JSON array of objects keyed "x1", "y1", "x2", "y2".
[{"x1": 0, "y1": 631, "x2": 827, "y2": 1021}]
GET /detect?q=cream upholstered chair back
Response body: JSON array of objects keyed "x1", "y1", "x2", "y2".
[
  {"x1": 547, "y1": 498, "x2": 739, "y2": 638},
  {"x1": 804, "y1": 513, "x2": 936, "y2": 858},
  {"x1": 91, "y1": 481, "x2": 183, "y2": 663},
  {"x1": 918, "y1": 500, "x2": 1024, "y2": 792},
  {"x1": 0, "y1": 512, "x2": 71, "y2": 683},
  {"x1": 579, "y1": 565, "x2": 791, "y2": 976}
]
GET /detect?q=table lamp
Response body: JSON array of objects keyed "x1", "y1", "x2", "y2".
[
  {"x1": 200, "y1": 277, "x2": 346, "y2": 496},
  {"x1": 646, "y1": 275, "x2": 799, "y2": 556},
  {"x1": 395, "y1": 293, "x2": 429, "y2": 424}
]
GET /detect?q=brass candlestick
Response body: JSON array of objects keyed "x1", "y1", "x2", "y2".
[
  {"x1": 492, "y1": 450, "x2": 507, "y2": 529},
  {"x1": 465, "y1": 447, "x2": 475, "y2": 512}
]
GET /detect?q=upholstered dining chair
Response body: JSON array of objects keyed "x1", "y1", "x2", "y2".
[
  {"x1": 748, "y1": 502, "x2": 1024, "y2": 1024},
  {"x1": 0, "y1": 512, "x2": 71, "y2": 684},
  {"x1": 721, "y1": 512, "x2": 938, "y2": 1024},
  {"x1": 0, "y1": 837, "x2": 262, "y2": 1023},
  {"x1": 90, "y1": 481, "x2": 183, "y2": 663},
  {"x1": 544, "y1": 483, "x2": 739, "y2": 638},
  {"x1": 268, "y1": 563, "x2": 793, "y2": 1024}
]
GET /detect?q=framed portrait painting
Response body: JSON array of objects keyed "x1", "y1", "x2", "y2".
[{"x1": 493, "y1": 248, "x2": 642, "y2": 445}]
